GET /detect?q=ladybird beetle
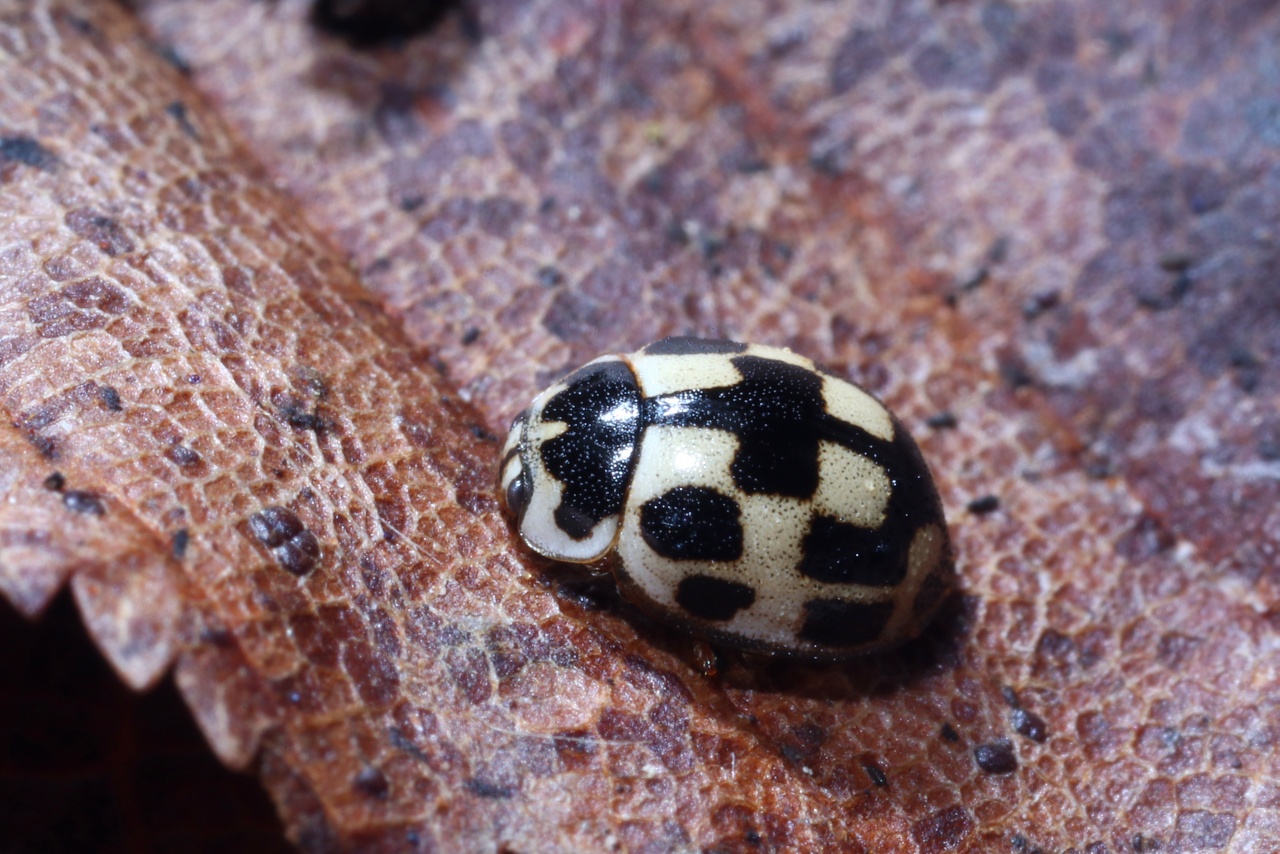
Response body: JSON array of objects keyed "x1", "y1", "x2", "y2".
[{"x1": 499, "y1": 337, "x2": 953, "y2": 658}]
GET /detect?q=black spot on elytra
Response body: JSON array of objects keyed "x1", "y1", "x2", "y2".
[
  {"x1": 798, "y1": 598, "x2": 894, "y2": 648},
  {"x1": 798, "y1": 514, "x2": 905, "y2": 586},
  {"x1": 643, "y1": 336, "x2": 747, "y2": 356},
  {"x1": 675, "y1": 575, "x2": 756, "y2": 621},
  {"x1": 640, "y1": 486, "x2": 743, "y2": 562},
  {"x1": 642, "y1": 350, "x2": 948, "y2": 591},
  {"x1": 249, "y1": 506, "x2": 321, "y2": 575},
  {"x1": 0, "y1": 135, "x2": 59, "y2": 171},
  {"x1": 539, "y1": 360, "x2": 641, "y2": 539},
  {"x1": 647, "y1": 356, "x2": 829, "y2": 497}
]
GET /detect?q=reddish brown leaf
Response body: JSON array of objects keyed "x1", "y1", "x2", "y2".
[{"x1": 4, "y1": 0, "x2": 1280, "y2": 851}]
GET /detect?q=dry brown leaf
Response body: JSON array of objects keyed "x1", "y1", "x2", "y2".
[{"x1": 3, "y1": 0, "x2": 1279, "y2": 851}]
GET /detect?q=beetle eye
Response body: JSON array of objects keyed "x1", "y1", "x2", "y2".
[{"x1": 505, "y1": 467, "x2": 532, "y2": 517}]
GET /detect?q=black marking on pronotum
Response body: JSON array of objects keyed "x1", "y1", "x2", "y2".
[
  {"x1": 538, "y1": 360, "x2": 642, "y2": 539},
  {"x1": 798, "y1": 598, "x2": 895, "y2": 648},
  {"x1": 639, "y1": 486, "x2": 743, "y2": 562},
  {"x1": 675, "y1": 575, "x2": 756, "y2": 621},
  {"x1": 643, "y1": 336, "x2": 748, "y2": 356}
]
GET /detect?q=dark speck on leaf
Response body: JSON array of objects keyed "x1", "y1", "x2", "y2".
[
  {"x1": 863, "y1": 763, "x2": 888, "y2": 787},
  {"x1": 464, "y1": 778, "x2": 514, "y2": 799},
  {"x1": 98, "y1": 385, "x2": 123, "y2": 411},
  {"x1": 470, "y1": 424, "x2": 497, "y2": 443},
  {"x1": 941, "y1": 723, "x2": 961, "y2": 743},
  {"x1": 461, "y1": 327, "x2": 480, "y2": 345},
  {"x1": 354, "y1": 766, "x2": 390, "y2": 800},
  {"x1": 172, "y1": 528, "x2": 190, "y2": 559},
  {"x1": 974, "y1": 739, "x2": 1018, "y2": 774},
  {"x1": 926, "y1": 411, "x2": 957, "y2": 429},
  {"x1": 957, "y1": 266, "x2": 989, "y2": 292},
  {"x1": 280, "y1": 401, "x2": 326, "y2": 432},
  {"x1": 164, "y1": 101, "x2": 200, "y2": 139},
  {"x1": 43, "y1": 472, "x2": 65, "y2": 491},
  {"x1": 537, "y1": 265, "x2": 564, "y2": 287},
  {"x1": 1012, "y1": 708, "x2": 1048, "y2": 743},
  {"x1": 63, "y1": 490, "x2": 105, "y2": 516},
  {"x1": 967, "y1": 494, "x2": 1000, "y2": 515},
  {"x1": 154, "y1": 43, "x2": 192, "y2": 74},
  {"x1": 1022, "y1": 290, "x2": 1061, "y2": 319}
]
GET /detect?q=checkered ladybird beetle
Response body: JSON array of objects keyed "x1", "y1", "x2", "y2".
[{"x1": 499, "y1": 337, "x2": 954, "y2": 659}]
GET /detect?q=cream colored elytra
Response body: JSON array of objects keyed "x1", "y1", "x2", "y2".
[{"x1": 500, "y1": 338, "x2": 954, "y2": 658}]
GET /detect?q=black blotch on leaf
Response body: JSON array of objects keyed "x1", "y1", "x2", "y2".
[
  {"x1": 925, "y1": 411, "x2": 958, "y2": 429},
  {"x1": 0, "y1": 135, "x2": 60, "y2": 171},
  {"x1": 354, "y1": 767, "x2": 390, "y2": 800},
  {"x1": 172, "y1": 528, "x2": 190, "y2": 560},
  {"x1": 43, "y1": 472, "x2": 65, "y2": 491},
  {"x1": 249, "y1": 506, "x2": 321, "y2": 576},
  {"x1": 464, "y1": 777, "x2": 514, "y2": 799},
  {"x1": 98, "y1": 385, "x2": 123, "y2": 411},
  {"x1": 311, "y1": 0, "x2": 467, "y2": 47},
  {"x1": 967, "y1": 494, "x2": 1000, "y2": 515},
  {"x1": 1012, "y1": 708, "x2": 1048, "y2": 743},
  {"x1": 974, "y1": 739, "x2": 1018, "y2": 774}
]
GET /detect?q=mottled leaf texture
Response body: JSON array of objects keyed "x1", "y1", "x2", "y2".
[{"x1": 2, "y1": 0, "x2": 1279, "y2": 851}]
